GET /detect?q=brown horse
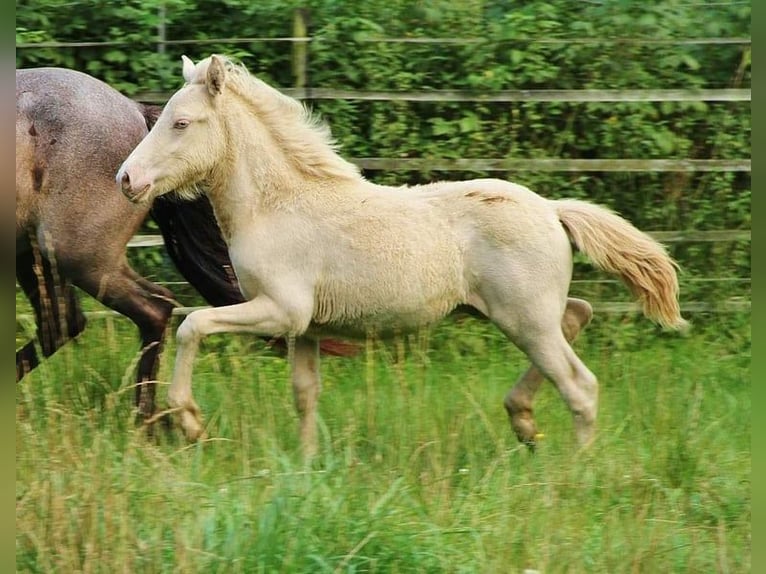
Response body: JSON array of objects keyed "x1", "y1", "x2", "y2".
[{"x1": 16, "y1": 67, "x2": 356, "y2": 423}]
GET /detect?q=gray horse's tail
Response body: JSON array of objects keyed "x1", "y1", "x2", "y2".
[{"x1": 554, "y1": 198, "x2": 687, "y2": 330}]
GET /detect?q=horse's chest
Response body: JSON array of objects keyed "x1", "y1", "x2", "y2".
[{"x1": 225, "y1": 239, "x2": 287, "y2": 298}]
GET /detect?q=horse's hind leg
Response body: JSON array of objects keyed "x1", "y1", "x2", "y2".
[
  {"x1": 491, "y1": 300, "x2": 598, "y2": 447},
  {"x1": 504, "y1": 297, "x2": 593, "y2": 447},
  {"x1": 16, "y1": 247, "x2": 86, "y2": 381},
  {"x1": 290, "y1": 336, "x2": 321, "y2": 459}
]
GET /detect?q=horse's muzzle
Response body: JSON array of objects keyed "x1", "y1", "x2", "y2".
[{"x1": 118, "y1": 169, "x2": 151, "y2": 203}]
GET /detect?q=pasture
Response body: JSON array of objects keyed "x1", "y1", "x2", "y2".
[{"x1": 16, "y1": 297, "x2": 750, "y2": 573}]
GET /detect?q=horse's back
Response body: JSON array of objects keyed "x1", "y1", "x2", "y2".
[
  {"x1": 408, "y1": 178, "x2": 574, "y2": 304},
  {"x1": 296, "y1": 178, "x2": 566, "y2": 336}
]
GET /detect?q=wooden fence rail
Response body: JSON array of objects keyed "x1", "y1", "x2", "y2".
[
  {"x1": 351, "y1": 158, "x2": 751, "y2": 172},
  {"x1": 126, "y1": 229, "x2": 751, "y2": 249},
  {"x1": 133, "y1": 88, "x2": 751, "y2": 104}
]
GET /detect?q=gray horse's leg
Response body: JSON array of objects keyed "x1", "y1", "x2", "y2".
[
  {"x1": 123, "y1": 268, "x2": 179, "y2": 420},
  {"x1": 504, "y1": 297, "x2": 593, "y2": 448},
  {"x1": 16, "y1": 245, "x2": 87, "y2": 381},
  {"x1": 74, "y1": 263, "x2": 175, "y2": 421}
]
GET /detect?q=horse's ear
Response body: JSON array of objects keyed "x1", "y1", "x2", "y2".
[
  {"x1": 207, "y1": 55, "x2": 226, "y2": 97},
  {"x1": 181, "y1": 55, "x2": 196, "y2": 83}
]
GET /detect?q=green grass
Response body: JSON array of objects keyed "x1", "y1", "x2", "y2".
[{"x1": 16, "y1": 312, "x2": 750, "y2": 573}]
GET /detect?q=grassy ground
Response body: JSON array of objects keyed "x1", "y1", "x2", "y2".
[{"x1": 16, "y1": 310, "x2": 750, "y2": 573}]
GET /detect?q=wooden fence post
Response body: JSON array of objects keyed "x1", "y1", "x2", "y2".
[
  {"x1": 157, "y1": 3, "x2": 166, "y2": 55},
  {"x1": 292, "y1": 8, "x2": 309, "y2": 92}
]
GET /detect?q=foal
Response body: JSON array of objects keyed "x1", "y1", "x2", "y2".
[{"x1": 118, "y1": 55, "x2": 686, "y2": 455}]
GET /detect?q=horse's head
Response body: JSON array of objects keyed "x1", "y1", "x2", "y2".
[{"x1": 117, "y1": 55, "x2": 231, "y2": 204}]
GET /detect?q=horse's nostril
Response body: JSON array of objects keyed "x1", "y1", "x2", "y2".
[{"x1": 120, "y1": 171, "x2": 131, "y2": 190}]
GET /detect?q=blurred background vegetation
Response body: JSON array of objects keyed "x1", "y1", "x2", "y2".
[{"x1": 16, "y1": 0, "x2": 750, "y2": 311}]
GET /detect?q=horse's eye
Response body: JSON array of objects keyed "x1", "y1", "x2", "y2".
[{"x1": 173, "y1": 119, "x2": 190, "y2": 130}]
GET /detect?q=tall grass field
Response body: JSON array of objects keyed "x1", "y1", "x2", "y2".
[{"x1": 16, "y1": 306, "x2": 750, "y2": 573}]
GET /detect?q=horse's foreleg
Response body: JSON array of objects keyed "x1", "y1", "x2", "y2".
[
  {"x1": 167, "y1": 297, "x2": 305, "y2": 442},
  {"x1": 504, "y1": 297, "x2": 593, "y2": 448},
  {"x1": 290, "y1": 336, "x2": 321, "y2": 460},
  {"x1": 165, "y1": 313, "x2": 205, "y2": 442}
]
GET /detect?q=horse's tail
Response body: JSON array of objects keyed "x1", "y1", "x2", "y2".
[{"x1": 553, "y1": 198, "x2": 687, "y2": 330}]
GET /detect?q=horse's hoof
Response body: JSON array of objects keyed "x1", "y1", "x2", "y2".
[
  {"x1": 185, "y1": 428, "x2": 207, "y2": 443},
  {"x1": 518, "y1": 432, "x2": 544, "y2": 453},
  {"x1": 179, "y1": 410, "x2": 206, "y2": 443}
]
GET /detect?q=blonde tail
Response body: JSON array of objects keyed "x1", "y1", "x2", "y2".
[{"x1": 554, "y1": 198, "x2": 687, "y2": 330}]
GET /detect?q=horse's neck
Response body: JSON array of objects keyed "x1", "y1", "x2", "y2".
[
  {"x1": 208, "y1": 102, "x2": 364, "y2": 243},
  {"x1": 203, "y1": 145, "x2": 314, "y2": 242},
  {"x1": 205, "y1": 159, "x2": 262, "y2": 242},
  {"x1": 206, "y1": 116, "x2": 361, "y2": 240}
]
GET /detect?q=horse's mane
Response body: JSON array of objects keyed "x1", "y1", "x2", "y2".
[{"x1": 193, "y1": 56, "x2": 361, "y2": 182}]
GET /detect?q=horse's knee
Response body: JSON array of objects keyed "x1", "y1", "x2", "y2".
[
  {"x1": 176, "y1": 313, "x2": 203, "y2": 346},
  {"x1": 572, "y1": 298, "x2": 593, "y2": 322}
]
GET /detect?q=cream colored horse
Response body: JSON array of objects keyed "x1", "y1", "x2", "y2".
[{"x1": 118, "y1": 55, "x2": 686, "y2": 456}]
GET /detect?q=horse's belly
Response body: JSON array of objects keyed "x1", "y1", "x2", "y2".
[
  {"x1": 308, "y1": 306, "x2": 451, "y2": 340},
  {"x1": 310, "y1": 270, "x2": 465, "y2": 339}
]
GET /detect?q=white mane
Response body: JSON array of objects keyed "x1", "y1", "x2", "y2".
[{"x1": 191, "y1": 56, "x2": 361, "y2": 182}]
